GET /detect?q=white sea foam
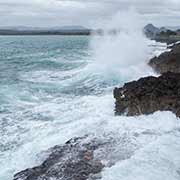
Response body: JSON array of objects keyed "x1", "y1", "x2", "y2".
[
  {"x1": 0, "y1": 10, "x2": 179, "y2": 180},
  {"x1": 88, "y1": 10, "x2": 156, "y2": 83},
  {"x1": 1, "y1": 93, "x2": 179, "y2": 180}
]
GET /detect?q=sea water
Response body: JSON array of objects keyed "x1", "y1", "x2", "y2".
[{"x1": 0, "y1": 30, "x2": 180, "y2": 180}]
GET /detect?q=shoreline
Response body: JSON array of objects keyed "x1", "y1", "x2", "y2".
[{"x1": 13, "y1": 40, "x2": 180, "y2": 180}]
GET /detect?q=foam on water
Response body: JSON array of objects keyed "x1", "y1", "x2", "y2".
[
  {"x1": 101, "y1": 120, "x2": 180, "y2": 180},
  {"x1": 1, "y1": 92, "x2": 180, "y2": 180},
  {"x1": 0, "y1": 11, "x2": 179, "y2": 180}
]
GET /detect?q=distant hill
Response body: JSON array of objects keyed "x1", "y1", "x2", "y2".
[
  {"x1": 144, "y1": 24, "x2": 160, "y2": 38},
  {"x1": 0, "y1": 26, "x2": 92, "y2": 36},
  {"x1": 53, "y1": 26, "x2": 88, "y2": 30},
  {"x1": 159, "y1": 27, "x2": 168, "y2": 32},
  {"x1": 0, "y1": 24, "x2": 179, "y2": 37},
  {"x1": 144, "y1": 24, "x2": 180, "y2": 38},
  {"x1": 0, "y1": 25, "x2": 89, "y2": 31},
  {"x1": 143, "y1": 24, "x2": 180, "y2": 43}
]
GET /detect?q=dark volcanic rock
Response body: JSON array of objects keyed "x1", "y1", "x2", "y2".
[
  {"x1": 13, "y1": 136, "x2": 105, "y2": 180},
  {"x1": 114, "y1": 72, "x2": 180, "y2": 117},
  {"x1": 149, "y1": 43, "x2": 180, "y2": 73},
  {"x1": 13, "y1": 133, "x2": 138, "y2": 180}
]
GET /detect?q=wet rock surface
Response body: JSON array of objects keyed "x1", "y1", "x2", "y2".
[
  {"x1": 114, "y1": 72, "x2": 180, "y2": 117},
  {"x1": 13, "y1": 134, "x2": 138, "y2": 180},
  {"x1": 149, "y1": 43, "x2": 180, "y2": 74},
  {"x1": 13, "y1": 42, "x2": 180, "y2": 180},
  {"x1": 13, "y1": 136, "x2": 105, "y2": 180}
]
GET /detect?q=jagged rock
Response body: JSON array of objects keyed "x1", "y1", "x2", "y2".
[
  {"x1": 13, "y1": 136, "x2": 105, "y2": 180},
  {"x1": 114, "y1": 72, "x2": 180, "y2": 117},
  {"x1": 149, "y1": 43, "x2": 180, "y2": 73},
  {"x1": 13, "y1": 133, "x2": 138, "y2": 180},
  {"x1": 144, "y1": 24, "x2": 160, "y2": 38}
]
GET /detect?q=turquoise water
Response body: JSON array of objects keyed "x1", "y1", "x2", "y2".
[
  {"x1": 0, "y1": 35, "x2": 117, "y2": 180},
  {"x1": 0, "y1": 36, "x2": 93, "y2": 179},
  {"x1": 0, "y1": 36, "x2": 180, "y2": 180}
]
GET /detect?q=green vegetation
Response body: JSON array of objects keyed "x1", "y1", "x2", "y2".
[{"x1": 159, "y1": 30, "x2": 177, "y2": 36}]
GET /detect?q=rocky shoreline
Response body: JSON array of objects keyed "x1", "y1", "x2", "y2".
[
  {"x1": 114, "y1": 72, "x2": 180, "y2": 117},
  {"x1": 149, "y1": 43, "x2": 180, "y2": 74},
  {"x1": 13, "y1": 43, "x2": 180, "y2": 180},
  {"x1": 14, "y1": 136, "x2": 104, "y2": 180},
  {"x1": 13, "y1": 134, "x2": 137, "y2": 180},
  {"x1": 114, "y1": 42, "x2": 180, "y2": 117}
]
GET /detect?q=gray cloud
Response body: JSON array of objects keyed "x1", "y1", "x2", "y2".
[{"x1": 0, "y1": 0, "x2": 180, "y2": 27}]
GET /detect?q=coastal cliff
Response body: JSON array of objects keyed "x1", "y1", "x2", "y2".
[
  {"x1": 114, "y1": 72, "x2": 180, "y2": 117},
  {"x1": 114, "y1": 43, "x2": 180, "y2": 117},
  {"x1": 149, "y1": 43, "x2": 180, "y2": 74},
  {"x1": 13, "y1": 42, "x2": 180, "y2": 180}
]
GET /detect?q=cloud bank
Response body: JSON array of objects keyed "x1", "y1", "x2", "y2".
[{"x1": 0, "y1": 0, "x2": 180, "y2": 27}]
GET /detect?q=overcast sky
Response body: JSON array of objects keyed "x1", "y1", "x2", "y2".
[{"x1": 0, "y1": 0, "x2": 180, "y2": 27}]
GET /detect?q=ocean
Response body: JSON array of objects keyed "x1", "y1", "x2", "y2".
[{"x1": 0, "y1": 35, "x2": 180, "y2": 180}]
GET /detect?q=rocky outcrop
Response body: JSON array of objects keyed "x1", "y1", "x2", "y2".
[
  {"x1": 13, "y1": 133, "x2": 137, "y2": 180},
  {"x1": 114, "y1": 72, "x2": 180, "y2": 117},
  {"x1": 149, "y1": 43, "x2": 180, "y2": 73},
  {"x1": 13, "y1": 136, "x2": 104, "y2": 180},
  {"x1": 14, "y1": 41, "x2": 180, "y2": 180},
  {"x1": 144, "y1": 24, "x2": 160, "y2": 38}
]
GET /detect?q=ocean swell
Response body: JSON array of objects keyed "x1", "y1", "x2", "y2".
[{"x1": 0, "y1": 11, "x2": 179, "y2": 180}]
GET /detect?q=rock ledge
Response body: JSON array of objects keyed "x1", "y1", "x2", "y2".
[
  {"x1": 13, "y1": 137, "x2": 104, "y2": 180},
  {"x1": 114, "y1": 72, "x2": 180, "y2": 117},
  {"x1": 149, "y1": 43, "x2": 180, "y2": 74}
]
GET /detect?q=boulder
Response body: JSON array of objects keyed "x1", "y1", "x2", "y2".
[
  {"x1": 114, "y1": 72, "x2": 180, "y2": 117},
  {"x1": 13, "y1": 136, "x2": 105, "y2": 180},
  {"x1": 13, "y1": 133, "x2": 137, "y2": 180},
  {"x1": 149, "y1": 43, "x2": 180, "y2": 74}
]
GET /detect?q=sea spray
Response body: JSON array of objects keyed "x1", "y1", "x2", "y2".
[
  {"x1": 89, "y1": 9, "x2": 155, "y2": 82},
  {"x1": 0, "y1": 17, "x2": 179, "y2": 180}
]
